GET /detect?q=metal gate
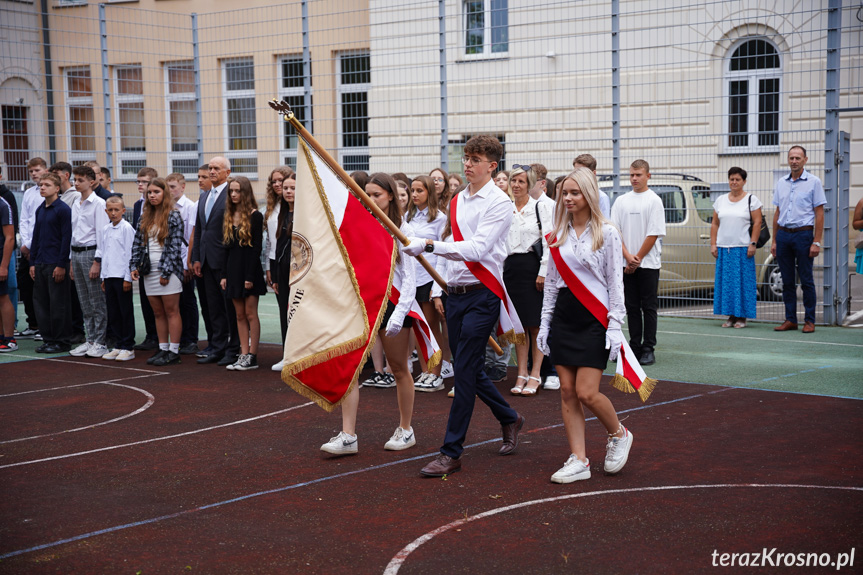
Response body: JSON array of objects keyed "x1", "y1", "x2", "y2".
[{"x1": 836, "y1": 131, "x2": 851, "y2": 322}]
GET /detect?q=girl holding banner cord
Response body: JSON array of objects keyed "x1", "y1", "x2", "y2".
[
  {"x1": 320, "y1": 172, "x2": 421, "y2": 455},
  {"x1": 536, "y1": 167, "x2": 634, "y2": 484}
]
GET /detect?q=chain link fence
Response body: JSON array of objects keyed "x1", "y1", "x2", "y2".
[{"x1": 1, "y1": 0, "x2": 860, "y2": 323}]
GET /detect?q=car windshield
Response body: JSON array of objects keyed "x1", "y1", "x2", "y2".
[
  {"x1": 605, "y1": 184, "x2": 686, "y2": 224},
  {"x1": 691, "y1": 186, "x2": 714, "y2": 223}
]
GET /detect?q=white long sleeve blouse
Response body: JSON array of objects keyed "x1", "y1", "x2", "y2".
[
  {"x1": 388, "y1": 221, "x2": 417, "y2": 327},
  {"x1": 540, "y1": 223, "x2": 626, "y2": 331},
  {"x1": 505, "y1": 196, "x2": 554, "y2": 277},
  {"x1": 407, "y1": 207, "x2": 446, "y2": 286}
]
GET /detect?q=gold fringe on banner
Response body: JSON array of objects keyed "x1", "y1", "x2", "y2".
[
  {"x1": 609, "y1": 374, "x2": 658, "y2": 403},
  {"x1": 425, "y1": 349, "x2": 443, "y2": 371},
  {"x1": 498, "y1": 328, "x2": 526, "y2": 346}
]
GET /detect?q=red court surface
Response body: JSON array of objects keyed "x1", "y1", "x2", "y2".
[{"x1": 1, "y1": 346, "x2": 861, "y2": 574}]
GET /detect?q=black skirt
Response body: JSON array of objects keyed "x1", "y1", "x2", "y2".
[
  {"x1": 415, "y1": 281, "x2": 433, "y2": 303},
  {"x1": 503, "y1": 252, "x2": 543, "y2": 328},
  {"x1": 381, "y1": 300, "x2": 413, "y2": 331},
  {"x1": 550, "y1": 288, "x2": 610, "y2": 369}
]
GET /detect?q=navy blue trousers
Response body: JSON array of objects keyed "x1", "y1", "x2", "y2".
[
  {"x1": 441, "y1": 287, "x2": 517, "y2": 459},
  {"x1": 775, "y1": 228, "x2": 816, "y2": 324},
  {"x1": 103, "y1": 277, "x2": 136, "y2": 350}
]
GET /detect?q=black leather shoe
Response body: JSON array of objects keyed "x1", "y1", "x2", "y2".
[
  {"x1": 420, "y1": 454, "x2": 461, "y2": 477},
  {"x1": 41, "y1": 344, "x2": 63, "y2": 354},
  {"x1": 153, "y1": 351, "x2": 181, "y2": 366},
  {"x1": 147, "y1": 350, "x2": 168, "y2": 365},
  {"x1": 639, "y1": 351, "x2": 655, "y2": 366},
  {"x1": 134, "y1": 338, "x2": 159, "y2": 351},
  {"x1": 197, "y1": 353, "x2": 224, "y2": 365},
  {"x1": 35, "y1": 343, "x2": 50, "y2": 353},
  {"x1": 499, "y1": 414, "x2": 525, "y2": 456},
  {"x1": 217, "y1": 354, "x2": 239, "y2": 367},
  {"x1": 179, "y1": 342, "x2": 200, "y2": 355}
]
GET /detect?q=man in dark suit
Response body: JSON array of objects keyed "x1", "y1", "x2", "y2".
[
  {"x1": 192, "y1": 156, "x2": 238, "y2": 366},
  {"x1": 132, "y1": 167, "x2": 159, "y2": 351}
]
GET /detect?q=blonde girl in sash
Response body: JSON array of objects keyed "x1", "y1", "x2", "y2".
[{"x1": 537, "y1": 167, "x2": 634, "y2": 483}]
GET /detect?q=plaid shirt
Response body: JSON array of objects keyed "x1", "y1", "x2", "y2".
[{"x1": 130, "y1": 209, "x2": 185, "y2": 281}]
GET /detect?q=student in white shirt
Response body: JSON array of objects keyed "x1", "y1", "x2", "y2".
[
  {"x1": 610, "y1": 159, "x2": 666, "y2": 366},
  {"x1": 166, "y1": 173, "x2": 200, "y2": 355},
  {"x1": 98, "y1": 196, "x2": 136, "y2": 361},
  {"x1": 68, "y1": 165, "x2": 109, "y2": 358}
]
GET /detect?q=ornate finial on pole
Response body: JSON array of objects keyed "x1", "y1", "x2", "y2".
[{"x1": 268, "y1": 98, "x2": 294, "y2": 121}]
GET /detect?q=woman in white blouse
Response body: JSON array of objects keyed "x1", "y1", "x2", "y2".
[
  {"x1": 536, "y1": 168, "x2": 633, "y2": 484},
  {"x1": 504, "y1": 165, "x2": 553, "y2": 395},
  {"x1": 709, "y1": 167, "x2": 763, "y2": 328},
  {"x1": 407, "y1": 175, "x2": 449, "y2": 391}
]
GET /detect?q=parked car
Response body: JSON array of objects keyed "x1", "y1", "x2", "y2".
[{"x1": 600, "y1": 173, "x2": 782, "y2": 301}]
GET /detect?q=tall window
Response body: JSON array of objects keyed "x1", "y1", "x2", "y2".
[
  {"x1": 337, "y1": 52, "x2": 370, "y2": 172},
  {"x1": 114, "y1": 65, "x2": 146, "y2": 179},
  {"x1": 65, "y1": 67, "x2": 96, "y2": 164},
  {"x1": 279, "y1": 55, "x2": 312, "y2": 170},
  {"x1": 165, "y1": 61, "x2": 198, "y2": 175},
  {"x1": 223, "y1": 57, "x2": 257, "y2": 175},
  {"x1": 725, "y1": 37, "x2": 781, "y2": 152},
  {"x1": 464, "y1": 0, "x2": 508, "y2": 57}
]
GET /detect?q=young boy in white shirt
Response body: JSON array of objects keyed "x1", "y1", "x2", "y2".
[
  {"x1": 99, "y1": 196, "x2": 136, "y2": 361},
  {"x1": 610, "y1": 159, "x2": 666, "y2": 366},
  {"x1": 68, "y1": 165, "x2": 109, "y2": 358},
  {"x1": 166, "y1": 173, "x2": 200, "y2": 355}
]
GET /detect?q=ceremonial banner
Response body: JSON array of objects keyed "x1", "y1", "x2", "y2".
[{"x1": 282, "y1": 138, "x2": 396, "y2": 411}]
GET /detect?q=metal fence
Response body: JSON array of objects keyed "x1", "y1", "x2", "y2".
[{"x1": 1, "y1": 0, "x2": 861, "y2": 324}]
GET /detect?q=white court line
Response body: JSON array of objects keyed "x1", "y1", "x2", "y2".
[
  {"x1": 383, "y1": 484, "x2": 863, "y2": 574},
  {"x1": 0, "y1": 373, "x2": 161, "y2": 398},
  {"x1": 0, "y1": 401, "x2": 315, "y2": 469},
  {"x1": 9, "y1": 354, "x2": 168, "y2": 375},
  {"x1": 658, "y1": 329, "x2": 863, "y2": 348},
  {"x1": 0, "y1": 382, "x2": 155, "y2": 444}
]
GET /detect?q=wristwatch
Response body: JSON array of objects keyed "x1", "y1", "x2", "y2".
[
  {"x1": 813, "y1": 241, "x2": 821, "y2": 247},
  {"x1": 424, "y1": 241, "x2": 434, "y2": 253},
  {"x1": 749, "y1": 242, "x2": 756, "y2": 246}
]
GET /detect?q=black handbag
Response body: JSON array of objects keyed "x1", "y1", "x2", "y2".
[
  {"x1": 748, "y1": 195, "x2": 770, "y2": 248},
  {"x1": 138, "y1": 235, "x2": 151, "y2": 275},
  {"x1": 529, "y1": 202, "x2": 543, "y2": 259}
]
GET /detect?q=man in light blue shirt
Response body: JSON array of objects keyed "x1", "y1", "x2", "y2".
[{"x1": 771, "y1": 145, "x2": 826, "y2": 333}]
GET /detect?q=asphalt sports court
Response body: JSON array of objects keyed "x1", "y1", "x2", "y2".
[{"x1": 1, "y1": 315, "x2": 861, "y2": 573}]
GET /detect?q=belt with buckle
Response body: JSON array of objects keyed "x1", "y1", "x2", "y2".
[
  {"x1": 71, "y1": 245, "x2": 97, "y2": 252},
  {"x1": 779, "y1": 225, "x2": 813, "y2": 233},
  {"x1": 447, "y1": 282, "x2": 485, "y2": 295}
]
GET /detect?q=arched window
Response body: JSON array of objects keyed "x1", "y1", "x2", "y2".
[{"x1": 725, "y1": 37, "x2": 781, "y2": 152}]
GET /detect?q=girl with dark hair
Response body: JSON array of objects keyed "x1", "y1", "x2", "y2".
[
  {"x1": 429, "y1": 167, "x2": 450, "y2": 211},
  {"x1": 220, "y1": 176, "x2": 267, "y2": 371},
  {"x1": 264, "y1": 166, "x2": 294, "y2": 290},
  {"x1": 270, "y1": 172, "x2": 295, "y2": 372},
  {"x1": 130, "y1": 178, "x2": 184, "y2": 366}
]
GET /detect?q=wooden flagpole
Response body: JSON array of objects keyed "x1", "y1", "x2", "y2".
[{"x1": 269, "y1": 100, "x2": 503, "y2": 355}]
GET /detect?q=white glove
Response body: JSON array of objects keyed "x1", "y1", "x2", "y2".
[
  {"x1": 605, "y1": 327, "x2": 624, "y2": 362},
  {"x1": 403, "y1": 237, "x2": 426, "y2": 257},
  {"x1": 385, "y1": 317, "x2": 403, "y2": 337},
  {"x1": 536, "y1": 324, "x2": 550, "y2": 356}
]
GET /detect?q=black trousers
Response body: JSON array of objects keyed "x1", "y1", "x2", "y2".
[
  {"x1": 202, "y1": 263, "x2": 238, "y2": 356},
  {"x1": 138, "y1": 276, "x2": 158, "y2": 341},
  {"x1": 16, "y1": 253, "x2": 37, "y2": 329},
  {"x1": 272, "y1": 258, "x2": 291, "y2": 345},
  {"x1": 103, "y1": 278, "x2": 135, "y2": 350},
  {"x1": 622, "y1": 267, "x2": 660, "y2": 355},
  {"x1": 195, "y1": 274, "x2": 213, "y2": 344},
  {"x1": 179, "y1": 275, "x2": 199, "y2": 346},
  {"x1": 32, "y1": 264, "x2": 72, "y2": 346}
]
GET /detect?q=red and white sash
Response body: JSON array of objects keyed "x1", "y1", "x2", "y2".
[
  {"x1": 390, "y1": 275, "x2": 442, "y2": 370},
  {"x1": 450, "y1": 193, "x2": 525, "y2": 345},
  {"x1": 547, "y1": 231, "x2": 657, "y2": 402}
]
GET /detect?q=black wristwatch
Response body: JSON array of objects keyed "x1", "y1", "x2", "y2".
[{"x1": 424, "y1": 242, "x2": 434, "y2": 253}]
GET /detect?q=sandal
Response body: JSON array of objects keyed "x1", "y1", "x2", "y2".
[
  {"x1": 521, "y1": 376, "x2": 542, "y2": 396},
  {"x1": 733, "y1": 320, "x2": 746, "y2": 329},
  {"x1": 721, "y1": 317, "x2": 735, "y2": 328},
  {"x1": 510, "y1": 375, "x2": 529, "y2": 395}
]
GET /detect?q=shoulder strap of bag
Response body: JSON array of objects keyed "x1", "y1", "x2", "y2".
[{"x1": 535, "y1": 202, "x2": 542, "y2": 233}]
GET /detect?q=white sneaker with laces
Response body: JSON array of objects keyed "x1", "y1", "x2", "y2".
[
  {"x1": 115, "y1": 349, "x2": 135, "y2": 362},
  {"x1": 70, "y1": 342, "x2": 92, "y2": 357},
  {"x1": 413, "y1": 372, "x2": 431, "y2": 389},
  {"x1": 543, "y1": 375, "x2": 561, "y2": 390},
  {"x1": 87, "y1": 343, "x2": 109, "y2": 358},
  {"x1": 604, "y1": 426, "x2": 633, "y2": 474},
  {"x1": 226, "y1": 354, "x2": 246, "y2": 371},
  {"x1": 271, "y1": 359, "x2": 285, "y2": 372},
  {"x1": 374, "y1": 372, "x2": 396, "y2": 388},
  {"x1": 440, "y1": 360, "x2": 454, "y2": 379},
  {"x1": 384, "y1": 426, "x2": 416, "y2": 451},
  {"x1": 320, "y1": 431, "x2": 358, "y2": 455},
  {"x1": 419, "y1": 375, "x2": 444, "y2": 393},
  {"x1": 551, "y1": 455, "x2": 591, "y2": 483},
  {"x1": 102, "y1": 348, "x2": 121, "y2": 360}
]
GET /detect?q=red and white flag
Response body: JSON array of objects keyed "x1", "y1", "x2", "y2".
[
  {"x1": 281, "y1": 137, "x2": 395, "y2": 411},
  {"x1": 547, "y1": 231, "x2": 657, "y2": 402}
]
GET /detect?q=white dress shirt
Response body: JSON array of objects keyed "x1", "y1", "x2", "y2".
[
  {"x1": 265, "y1": 202, "x2": 281, "y2": 267},
  {"x1": 175, "y1": 194, "x2": 195, "y2": 269},
  {"x1": 430, "y1": 234, "x2": 453, "y2": 299},
  {"x1": 389, "y1": 221, "x2": 417, "y2": 327},
  {"x1": 71, "y1": 192, "x2": 109, "y2": 249},
  {"x1": 432, "y1": 179, "x2": 513, "y2": 286},
  {"x1": 408, "y1": 207, "x2": 446, "y2": 286},
  {"x1": 19, "y1": 184, "x2": 42, "y2": 250},
  {"x1": 98, "y1": 219, "x2": 135, "y2": 282},
  {"x1": 506, "y1": 196, "x2": 554, "y2": 277},
  {"x1": 541, "y1": 223, "x2": 626, "y2": 330}
]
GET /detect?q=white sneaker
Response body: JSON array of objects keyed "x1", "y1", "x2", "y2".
[
  {"x1": 440, "y1": 360, "x2": 454, "y2": 379},
  {"x1": 604, "y1": 426, "x2": 633, "y2": 474},
  {"x1": 102, "y1": 348, "x2": 121, "y2": 360},
  {"x1": 447, "y1": 386, "x2": 455, "y2": 398},
  {"x1": 551, "y1": 455, "x2": 591, "y2": 484},
  {"x1": 70, "y1": 342, "x2": 92, "y2": 357},
  {"x1": 226, "y1": 354, "x2": 246, "y2": 371},
  {"x1": 373, "y1": 372, "x2": 396, "y2": 388},
  {"x1": 115, "y1": 349, "x2": 135, "y2": 362},
  {"x1": 543, "y1": 375, "x2": 561, "y2": 390},
  {"x1": 413, "y1": 372, "x2": 431, "y2": 389},
  {"x1": 418, "y1": 375, "x2": 444, "y2": 393},
  {"x1": 384, "y1": 426, "x2": 416, "y2": 451},
  {"x1": 86, "y1": 343, "x2": 109, "y2": 358},
  {"x1": 271, "y1": 359, "x2": 285, "y2": 372},
  {"x1": 320, "y1": 431, "x2": 358, "y2": 456}
]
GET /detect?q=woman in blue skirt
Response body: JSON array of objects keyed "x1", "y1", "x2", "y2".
[{"x1": 709, "y1": 167, "x2": 763, "y2": 328}]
